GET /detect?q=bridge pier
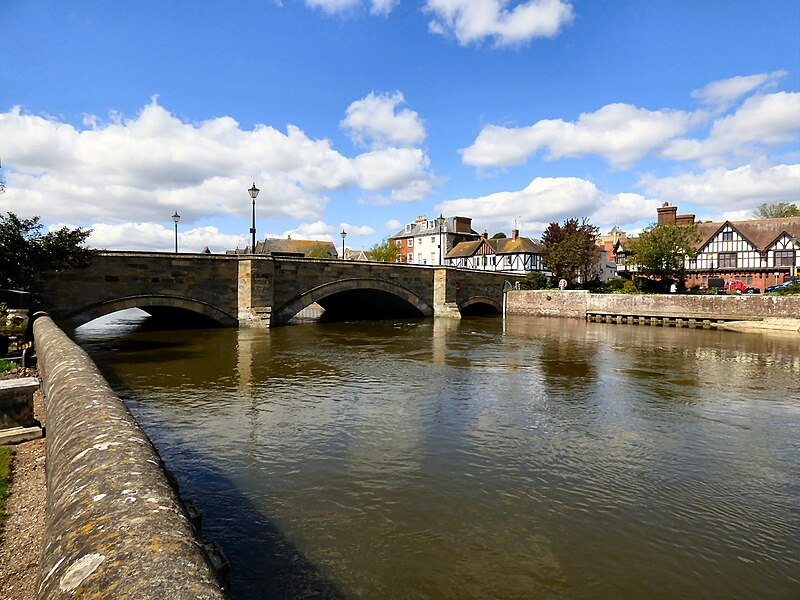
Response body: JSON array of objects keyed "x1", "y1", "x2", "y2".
[
  {"x1": 433, "y1": 268, "x2": 461, "y2": 319},
  {"x1": 237, "y1": 257, "x2": 274, "y2": 328}
]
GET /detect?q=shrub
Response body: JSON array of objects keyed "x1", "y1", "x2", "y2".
[{"x1": 520, "y1": 271, "x2": 549, "y2": 290}]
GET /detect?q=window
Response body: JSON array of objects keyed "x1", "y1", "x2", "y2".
[
  {"x1": 722, "y1": 231, "x2": 733, "y2": 242},
  {"x1": 431, "y1": 236, "x2": 436, "y2": 243},
  {"x1": 775, "y1": 250, "x2": 793, "y2": 266},
  {"x1": 395, "y1": 239, "x2": 402, "y2": 247},
  {"x1": 408, "y1": 238, "x2": 413, "y2": 247},
  {"x1": 407, "y1": 254, "x2": 413, "y2": 263},
  {"x1": 746, "y1": 276, "x2": 752, "y2": 284},
  {"x1": 718, "y1": 252, "x2": 737, "y2": 268},
  {"x1": 505, "y1": 256, "x2": 512, "y2": 265}
]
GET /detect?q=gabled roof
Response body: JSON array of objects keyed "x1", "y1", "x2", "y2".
[
  {"x1": 445, "y1": 236, "x2": 542, "y2": 259},
  {"x1": 229, "y1": 238, "x2": 338, "y2": 257},
  {"x1": 390, "y1": 216, "x2": 478, "y2": 239},
  {"x1": 695, "y1": 217, "x2": 800, "y2": 252}
]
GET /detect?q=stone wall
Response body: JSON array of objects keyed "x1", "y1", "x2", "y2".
[
  {"x1": 33, "y1": 314, "x2": 225, "y2": 599},
  {"x1": 506, "y1": 290, "x2": 800, "y2": 319},
  {"x1": 506, "y1": 290, "x2": 590, "y2": 318}
]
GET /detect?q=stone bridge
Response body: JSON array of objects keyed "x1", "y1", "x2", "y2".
[{"x1": 36, "y1": 252, "x2": 524, "y2": 329}]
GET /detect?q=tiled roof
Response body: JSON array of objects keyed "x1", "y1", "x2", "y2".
[
  {"x1": 445, "y1": 236, "x2": 542, "y2": 259},
  {"x1": 390, "y1": 217, "x2": 477, "y2": 239},
  {"x1": 695, "y1": 217, "x2": 800, "y2": 251},
  {"x1": 230, "y1": 238, "x2": 338, "y2": 256}
]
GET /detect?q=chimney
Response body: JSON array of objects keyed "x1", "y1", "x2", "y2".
[
  {"x1": 676, "y1": 213, "x2": 696, "y2": 226},
  {"x1": 512, "y1": 228, "x2": 519, "y2": 241},
  {"x1": 482, "y1": 229, "x2": 488, "y2": 240},
  {"x1": 657, "y1": 202, "x2": 677, "y2": 225},
  {"x1": 416, "y1": 215, "x2": 426, "y2": 223}
]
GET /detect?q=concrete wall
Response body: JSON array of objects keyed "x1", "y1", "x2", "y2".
[
  {"x1": 33, "y1": 315, "x2": 225, "y2": 599},
  {"x1": 506, "y1": 290, "x2": 800, "y2": 319}
]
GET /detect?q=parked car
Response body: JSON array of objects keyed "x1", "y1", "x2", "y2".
[
  {"x1": 745, "y1": 286, "x2": 761, "y2": 294},
  {"x1": 766, "y1": 278, "x2": 800, "y2": 293},
  {"x1": 724, "y1": 280, "x2": 748, "y2": 293}
]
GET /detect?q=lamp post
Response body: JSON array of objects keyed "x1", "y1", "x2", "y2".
[
  {"x1": 437, "y1": 213, "x2": 445, "y2": 265},
  {"x1": 341, "y1": 229, "x2": 347, "y2": 260},
  {"x1": 171, "y1": 211, "x2": 180, "y2": 253},
  {"x1": 248, "y1": 182, "x2": 260, "y2": 253}
]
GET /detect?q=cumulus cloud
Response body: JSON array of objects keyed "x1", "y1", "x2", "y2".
[
  {"x1": 462, "y1": 103, "x2": 692, "y2": 170},
  {"x1": 340, "y1": 223, "x2": 377, "y2": 235},
  {"x1": 663, "y1": 92, "x2": 800, "y2": 166},
  {"x1": 638, "y1": 163, "x2": 800, "y2": 212},
  {"x1": 436, "y1": 176, "x2": 656, "y2": 236},
  {"x1": 0, "y1": 97, "x2": 435, "y2": 231},
  {"x1": 691, "y1": 71, "x2": 786, "y2": 109},
  {"x1": 341, "y1": 91, "x2": 426, "y2": 149},
  {"x1": 385, "y1": 219, "x2": 403, "y2": 230},
  {"x1": 425, "y1": 0, "x2": 574, "y2": 46},
  {"x1": 56, "y1": 221, "x2": 245, "y2": 253},
  {"x1": 304, "y1": 0, "x2": 398, "y2": 15}
]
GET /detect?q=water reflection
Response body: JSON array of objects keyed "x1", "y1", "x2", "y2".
[{"x1": 75, "y1": 311, "x2": 800, "y2": 599}]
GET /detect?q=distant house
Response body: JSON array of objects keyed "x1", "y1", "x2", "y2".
[
  {"x1": 389, "y1": 215, "x2": 481, "y2": 265},
  {"x1": 344, "y1": 249, "x2": 373, "y2": 261},
  {"x1": 616, "y1": 203, "x2": 800, "y2": 291},
  {"x1": 445, "y1": 229, "x2": 546, "y2": 274},
  {"x1": 227, "y1": 236, "x2": 339, "y2": 258}
]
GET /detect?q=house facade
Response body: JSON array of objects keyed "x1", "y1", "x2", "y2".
[
  {"x1": 445, "y1": 229, "x2": 546, "y2": 274},
  {"x1": 389, "y1": 216, "x2": 481, "y2": 265},
  {"x1": 616, "y1": 203, "x2": 800, "y2": 291}
]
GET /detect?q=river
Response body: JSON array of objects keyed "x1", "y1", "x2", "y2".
[{"x1": 74, "y1": 311, "x2": 800, "y2": 599}]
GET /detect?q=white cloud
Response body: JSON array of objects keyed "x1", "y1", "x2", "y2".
[
  {"x1": 340, "y1": 223, "x2": 377, "y2": 235},
  {"x1": 282, "y1": 220, "x2": 337, "y2": 241},
  {"x1": 0, "y1": 97, "x2": 435, "y2": 231},
  {"x1": 436, "y1": 176, "x2": 655, "y2": 236},
  {"x1": 60, "y1": 222, "x2": 245, "y2": 253},
  {"x1": 304, "y1": 0, "x2": 398, "y2": 16},
  {"x1": 663, "y1": 92, "x2": 800, "y2": 166},
  {"x1": 341, "y1": 91, "x2": 426, "y2": 149},
  {"x1": 462, "y1": 103, "x2": 692, "y2": 170},
  {"x1": 385, "y1": 219, "x2": 403, "y2": 230},
  {"x1": 638, "y1": 163, "x2": 800, "y2": 212},
  {"x1": 691, "y1": 71, "x2": 786, "y2": 108},
  {"x1": 425, "y1": 0, "x2": 574, "y2": 46}
]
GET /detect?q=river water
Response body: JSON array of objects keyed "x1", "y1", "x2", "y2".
[{"x1": 74, "y1": 311, "x2": 800, "y2": 599}]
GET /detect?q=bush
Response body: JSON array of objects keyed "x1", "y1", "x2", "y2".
[
  {"x1": 770, "y1": 284, "x2": 800, "y2": 296},
  {"x1": 520, "y1": 271, "x2": 549, "y2": 290}
]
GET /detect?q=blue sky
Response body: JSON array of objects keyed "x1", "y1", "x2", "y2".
[{"x1": 1, "y1": 0, "x2": 799, "y2": 253}]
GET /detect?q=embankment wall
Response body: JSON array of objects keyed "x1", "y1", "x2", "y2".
[
  {"x1": 506, "y1": 291, "x2": 800, "y2": 319},
  {"x1": 33, "y1": 314, "x2": 226, "y2": 599}
]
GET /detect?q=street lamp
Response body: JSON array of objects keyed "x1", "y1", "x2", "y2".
[
  {"x1": 341, "y1": 229, "x2": 347, "y2": 260},
  {"x1": 437, "y1": 214, "x2": 446, "y2": 265},
  {"x1": 248, "y1": 182, "x2": 260, "y2": 253},
  {"x1": 171, "y1": 211, "x2": 180, "y2": 253}
]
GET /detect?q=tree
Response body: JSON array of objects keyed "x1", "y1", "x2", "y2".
[
  {"x1": 520, "y1": 271, "x2": 548, "y2": 290},
  {"x1": 541, "y1": 218, "x2": 600, "y2": 282},
  {"x1": 0, "y1": 212, "x2": 94, "y2": 291},
  {"x1": 491, "y1": 232, "x2": 507, "y2": 239},
  {"x1": 369, "y1": 238, "x2": 400, "y2": 262},
  {"x1": 753, "y1": 202, "x2": 800, "y2": 218},
  {"x1": 306, "y1": 245, "x2": 333, "y2": 259},
  {"x1": 626, "y1": 221, "x2": 701, "y2": 288}
]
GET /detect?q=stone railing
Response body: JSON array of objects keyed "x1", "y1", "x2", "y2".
[{"x1": 32, "y1": 314, "x2": 226, "y2": 599}]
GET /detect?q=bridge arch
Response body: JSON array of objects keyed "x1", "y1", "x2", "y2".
[
  {"x1": 458, "y1": 295, "x2": 503, "y2": 315},
  {"x1": 272, "y1": 278, "x2": 434, "y2": 326},
  {"x1": 60, "y1": 294, "x2": 239, "y2": 329}
]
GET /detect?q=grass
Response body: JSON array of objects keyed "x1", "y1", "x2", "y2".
[
  {"x1": 0, "y1": 446, "x2": 13, "y2": 530},
  {"x1": 0, "y1": 359, "x2": 16, "y2": 375}
]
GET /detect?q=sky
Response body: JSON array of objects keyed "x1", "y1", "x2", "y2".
[{"x1": 1, "y1": 0, "x2": 799, "y2": 253}]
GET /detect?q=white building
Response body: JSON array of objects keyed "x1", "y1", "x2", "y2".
[{"x1": 444, "y1": 229, "x2": 546, "y2": 274}]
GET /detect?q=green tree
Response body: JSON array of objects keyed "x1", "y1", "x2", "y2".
[
  {"x1": 306, "y1": 245, "x2": 333, "y2": 259},
  {"x1": 0, "y1": 212, "x2": 94, "y2": 291},
  {"x1": 626, "y1": 222, "x2": 701, "y2": 288},
  {"x1": 753, "y1": 202, "x2": 800, "y2": 218},
  {"x1": 520, "y1": 271, "x2": 548, "y2": 290},
  {"x1": 541, "y1": 218, "x2": 600, "y2": 282},
  {"x1": 491, "y1": 232, "x2": 507, "y2": 239},
  {"x1": 369, "y1": 238, "x2": 400, "y2": 262}
]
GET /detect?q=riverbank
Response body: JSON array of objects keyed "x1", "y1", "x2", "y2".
[
  {"x1": 720, "y1": 317, "x2": 800, "y2": 334},
  {"x1": 0, "y1": 371, "x2": 45, "y2": 600}
]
